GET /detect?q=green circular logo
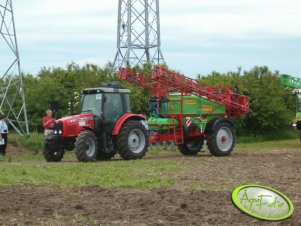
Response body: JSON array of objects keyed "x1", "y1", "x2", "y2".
[{"x1": 232, "y1": 184, "x2": 294, "y2": 221}]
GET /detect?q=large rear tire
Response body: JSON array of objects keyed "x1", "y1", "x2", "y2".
[
  {"x1": 43, "y1": 136, "x2": 64, "y2": 162},
  {"x1": 75, "y1": 130, "x2": 98, "y2": 162},
  {"x1": 178, "y1": 139, "x2": 204, "y2": 155},
  {"x1": 96, "y1": 151, "x2": 116, "y2": 160},
  {"x1": 96, "y1": 135, "x2": 117, "y2": 161},
  {"x1": 207, "y1": 122, "x2": 235, "y2": 156},
  {"x1": 116, "y1": 120, "x2": 149, "y2": 160}
]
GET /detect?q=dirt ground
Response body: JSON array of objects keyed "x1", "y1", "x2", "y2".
[{"x1": 0, "y1": 146, "x2": 301, "y2": 226}]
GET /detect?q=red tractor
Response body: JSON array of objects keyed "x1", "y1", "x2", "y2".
[{"x1": 43, "y1": 83, "x2": 149, "y2": 162}]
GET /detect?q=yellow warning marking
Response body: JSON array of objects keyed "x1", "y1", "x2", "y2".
[
  {"x1": 185, "y1": 100, "x2": 197, "y2": 104},
  {"x1": 201, "y1": 105, "x2": 212, "y2": 111}
]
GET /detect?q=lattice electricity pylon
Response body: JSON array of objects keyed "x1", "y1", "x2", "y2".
[
  {"x1": 113, "y1": 0, "x2": 165, "y2": 69},
  {"x1": 0, "y1": 0, "x2": 29, "y2": 135}
]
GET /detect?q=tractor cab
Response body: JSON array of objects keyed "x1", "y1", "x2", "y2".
[{"x1": 80, "y1": 83, "x2": 131, "y2": 133}]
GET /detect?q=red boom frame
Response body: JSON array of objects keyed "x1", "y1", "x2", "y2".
[{"x1": 117, "y1": 66, "x2": 250, "y2": 144}]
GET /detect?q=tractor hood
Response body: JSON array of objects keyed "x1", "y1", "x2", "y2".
[{"x1": 53, "y1": 113, "x2": 95, "y2": 137}]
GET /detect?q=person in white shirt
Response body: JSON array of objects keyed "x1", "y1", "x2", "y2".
[{"x1": 0, "y1": 115, "x2": 9, "y2": 156}]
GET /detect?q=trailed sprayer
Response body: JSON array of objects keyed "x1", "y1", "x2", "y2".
[{"x1": 118, "y1": 66, "x2": 249, "y2": 156}]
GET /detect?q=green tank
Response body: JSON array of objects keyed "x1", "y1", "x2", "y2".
[
  {"x1": 148, "y1": 116, "x2": 179, "y2": 131},
  {"x1": 148, "y1": 92, "x2": 226, "y2": 132}
]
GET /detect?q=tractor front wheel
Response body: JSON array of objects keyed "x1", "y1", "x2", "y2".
[
  {"x1": 207, "y1": 122, "x2": 235, "y2": 156},
  {"x1": 178, "y1": 139, "x2": 204, "y2": 155},
  {"x1": 116, "y1": 120, "x2": 149, "y2": 160},
  {"x1": 43, "y1": 147, "x2": 64, "y2": 162},
  {"x1": 75, "y1": 130, "x2": 98, "y2": 162},
  {"x1": 43, "y1": 135, "x2": 64, "y2": 162}
]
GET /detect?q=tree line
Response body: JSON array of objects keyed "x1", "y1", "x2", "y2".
[{"x1": 22, "y1": 63, "x2": 295, "y2": 136}]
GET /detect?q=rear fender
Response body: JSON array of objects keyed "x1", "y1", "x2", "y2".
[
  {"x1": 205, "y1": 117, "x2": 236, "y2": 134},
  {"x1": 112, "y1": 113, "x2": 146, "y2": 135}
]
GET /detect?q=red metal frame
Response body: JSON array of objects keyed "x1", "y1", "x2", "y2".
[
  {"x1": 112, "y1": 112, "x2": 146, "y2": 135},
  {"x1": 118, "y1": 66, "x2": 249, "y2": 117},
  {"x1": 118, "y1": 66, "x2": 250, "y2": 144}
]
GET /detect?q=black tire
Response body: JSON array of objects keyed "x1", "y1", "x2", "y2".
[
  {"x1": 43, "y1": 136, "x2": 64, "y2": 162},
  {"x1": 178, "y1": 139, "x2": 204, "y2": 155},
  {"x1": 207, "y1": 122, "x2": 235, "y2": 156},
  {"x1": 75, "y1": 130, "x2": 98, "y2": 162},
  {"x1": 116, "y1": 120, "x2": 149, "y2": 160},
  {"x1": 96, "y1": 150, "x2": 116, "y2": 160}
]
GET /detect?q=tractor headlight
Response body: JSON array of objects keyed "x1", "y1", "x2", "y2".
[
  {"x1": 54, "y1": 130, "x2": 58, "y2": 134},
  {"x1": 292, "y1": 123, "x2": 297, "y2": 127},
  {"x1": 59, "y1": 130, "x2": 62, "y2": 134}
]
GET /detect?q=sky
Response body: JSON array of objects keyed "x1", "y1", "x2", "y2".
[{"x1": 1, "y1": 0, "x2": 301, "y2": 77}]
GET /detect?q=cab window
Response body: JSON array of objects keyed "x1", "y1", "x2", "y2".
[{"x1": 103, "y1": 93, "x2": 124, "y2": 120}]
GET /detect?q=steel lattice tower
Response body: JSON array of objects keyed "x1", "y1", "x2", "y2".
[
  {"x1": 0, "y1": 0, "x2": 29, "y2": 135},
  {"x1": 113, "y1": 0, "x2": 165, "y2": 68}
]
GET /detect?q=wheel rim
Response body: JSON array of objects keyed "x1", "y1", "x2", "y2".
[
  {"x1": 128, "y1": 129, "x2": 146, "y2": 154},
  {"x1": 85, "y1": 138, "x2": 96, "y2": 157},
  {"x1": 53, "y1": 150, "x2": 62, "y2": 156},
  {"x1": 216, "y1": 127, "x2": 233, "y2": 152},
  {"x1": 186, "y1": 140, "x2": 203, "y2": 151}
]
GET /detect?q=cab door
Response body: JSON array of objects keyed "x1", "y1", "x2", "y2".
[{"x1": 103, "y1": 93, "x2": 125, "y2": 133}]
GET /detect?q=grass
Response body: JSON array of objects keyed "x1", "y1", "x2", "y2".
[
  {"x1": 237, "y1": 129, "x2": 298, "y2": 143},
  {"x1": 236, "y1": 139, "x2": 301, "y2": 151},
  {"x1": 2, "y1": 131, "x2": 300, "y2": 190},
  {"x1": 1, "y1": 138, "x2": 300, "y2": 190},
  {"x1": 0, "y1": 152, "x2": 177, "y2": 188}
]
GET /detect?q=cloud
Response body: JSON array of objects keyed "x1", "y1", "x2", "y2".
[
  {"x1": 1, "y1": 0, "x2": 300, "y2": 77},
  {"x1": 161, "y1": 0, "x2": 301, "y2": 39}
]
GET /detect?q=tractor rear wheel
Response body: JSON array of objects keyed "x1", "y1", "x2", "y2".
[
  {"x1": 96, "y1": 150, "x2": 116, "y2": 160},
  {"x1": 178, "y1": 139, "x2": 204, "y2": 155},
  {"x1": 116, "y1": 120, "x2": 149, "y2": 160},
  {"x1": 207, "y1": 122, "x2": 235, "y2": 156},
  {"x1": 75, "y1": 130, "x2": 98, "y2": 162},
  {"x1": 43, "y1": 135, "x2": 64, "y2": 162}
]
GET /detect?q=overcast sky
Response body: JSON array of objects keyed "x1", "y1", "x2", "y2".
[{"x1": 1, "y1": 0, "x2": 301, "y2": 77}]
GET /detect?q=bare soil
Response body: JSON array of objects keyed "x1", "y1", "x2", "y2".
[{"x1": 0, "y1": 146, "x2": 301, "y2": 226}]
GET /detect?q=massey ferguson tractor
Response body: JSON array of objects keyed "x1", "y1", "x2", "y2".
[
  {"x1": 43, "y1": 83, "x2": 149, "y2": 162},
  {"x1": 43, "y1": 66, "x2": 249, "y2": 162}
]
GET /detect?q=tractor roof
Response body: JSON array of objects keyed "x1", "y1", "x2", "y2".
[
  {"x1": 82, "y1": 87, "x2": 130, "y2": 94},
  {"x1": 82, "y1": 82, "x2": 130, "y2": 94}
]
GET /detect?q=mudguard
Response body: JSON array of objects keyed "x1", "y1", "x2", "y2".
[
  {"x1": 112, "y1": 112, "x2": 146, "y2": 135},
  {"x1": 205, "y1": 117, "x2": 236, "y2": 134}
]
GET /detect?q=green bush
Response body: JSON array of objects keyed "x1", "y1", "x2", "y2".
[
  {"x1": 8, "y1": 133, "x2": 44, "y2": 153},
  {"x1": 23, "y1": 133, "x2": 44, "y2": 153}
]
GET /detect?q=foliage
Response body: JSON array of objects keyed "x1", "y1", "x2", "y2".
[
  {"x1": 9, "y1": 133, "x2": 43, "y2": 153},
  {"x1": 23, "y1": 63, "x2": 295, "y2": 136},
  {"x1": 198, "y1": 66, "x2": 295, "y2": 135}
]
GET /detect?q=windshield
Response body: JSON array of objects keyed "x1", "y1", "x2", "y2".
[
  {"x1": 80, "y1": 93, "x2": 102, "y2": 116},
  {"x1": 297, "y1": 94, "x2": 301, "y2": 112}
]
